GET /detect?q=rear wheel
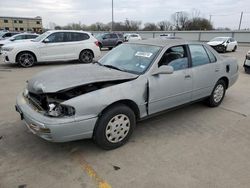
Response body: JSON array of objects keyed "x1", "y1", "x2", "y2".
[
  {"x1": 17, "y1": 52, "x2": 36, "y2": 68},
  {"x1": 94, "y1": 104, "x2": 136, "y2": 150},
  {"x1": 116, "y1": 42, "x2": 122, "y2": 46},
  {"x1": 79, "y1": 50, "x2": 94, "y2": 63},
  {"x1": 206, "y1": 80, "x2": 226, "y2": 107}
]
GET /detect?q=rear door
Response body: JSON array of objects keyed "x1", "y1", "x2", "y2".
[
  {"x1": 188, "y1": 44, "x2": 219, "y2": 100},
  {"x1": 110, "y1": 34, "x2": 118, "y2": 46},
  {"x1": 148, "y1": 45, "x2": 193, "y2": 114},
  {"x1": 102, "y1": 34, "x2": 112, "y2": 47},
  {"x1": 63, "y1": 32, "x2": 90, "y2": 60}
]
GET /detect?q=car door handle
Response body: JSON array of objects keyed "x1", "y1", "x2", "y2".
[
  {"x1": 185, "y1": 75, "x2": 191, "y2": 79},
  {"x1": 215, "y1": 68, "x2": 220, "y2": 72}
]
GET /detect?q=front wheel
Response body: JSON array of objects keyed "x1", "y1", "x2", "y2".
[
  {"x1": 17, "y1": 52, "x2": 36, "y2": 68},
  {"x1": 206, "y1": 80, "x2": 226, "y2": 107},
  {"x1": 79, "y1": 50, "x2": 93, "y2": 63},
  {"x1": 93, "y1": 104, "x2": 136, "y2": 150}
]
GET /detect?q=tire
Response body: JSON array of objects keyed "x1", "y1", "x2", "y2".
[
  {"x1": 108, "y1": 47, "x2": 113, "y2": 50},
  {"x1": 206, "y1": 80, "x2": 226, "y2": 107},
  {"x1": 116, "y1": 42, "x2": 122, "y2": 46},
  {"x1": 232, "y1": 45, "x2": 237, "y2": 52},
  {"x1": 79, "y1": 50, "x2": 94, "y2": 63},
  {"x1": 222, "y1": 46, "x2": 227, "y2": 53},
  {"x1": 17, "y1": 52, "x2": 36, "y2": 68},
  {"x1": 94, "y1": 104, "x2": 136, "y2": 150}
]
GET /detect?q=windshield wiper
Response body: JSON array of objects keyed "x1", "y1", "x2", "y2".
[
  {"x1": 92, "y1": 60, "x2": 103, "y2": 66},
  {"x1": 103, "y1": 64, "x2": 124, "y2": 71}
]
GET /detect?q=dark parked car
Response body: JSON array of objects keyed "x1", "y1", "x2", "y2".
[
  {"x1": 95, "y1": 33, "x2": 124, "y2": 50},
  {"x1": 0, "y1": 31, "x2": 19, "y2": 40}
]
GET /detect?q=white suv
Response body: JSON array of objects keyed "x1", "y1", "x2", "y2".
[{"x1": 1, "y1": 30, "x2": 101, "y2": 67}]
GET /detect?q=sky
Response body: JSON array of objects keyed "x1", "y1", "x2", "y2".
[{"x1": 0, "y1": 0, "x2": 250, "y2": 30}]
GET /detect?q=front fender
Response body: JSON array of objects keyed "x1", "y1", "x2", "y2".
[{"x1": 63, "y1": 76, "x2": 148, "y2": 120}]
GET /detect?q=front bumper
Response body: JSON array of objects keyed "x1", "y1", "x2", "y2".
[
  {"x1": 244, "y1": 57, "x2": 250, "y2": 74},
  {"x1": 211, "y1": 45, "x2": 226, "y2": 52},
  {"x1": 16, "y1": 93, "x2": 98, "y2": 142},
  {"x1": 1, "y1": 51, "x2": 16, "y2": 63}
]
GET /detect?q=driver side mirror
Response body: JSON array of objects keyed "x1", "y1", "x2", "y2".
[
  {"x1": 152, "y1": 65, "x2": 174, "y2": 76},
  {"x1": 43, "y1": 38, "x2": 50, "y2": 43},
  {"x1": 10, "y1": 38, "x2": 15, "y2": 41},
  {"x1": 103, "y1": 36, "x2": 107, "y2": 40}
]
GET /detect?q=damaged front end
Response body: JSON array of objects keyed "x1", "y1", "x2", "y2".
[{"x1": 24, "y1": 80, "x2": 132, "y2": 117}]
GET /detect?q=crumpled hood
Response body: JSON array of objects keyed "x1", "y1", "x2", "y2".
[
  {"x1": 207, "y1": 41, "x2": 225, "y2": 46},
  {"x1": 27, "y1": 64, "x2": 138, "y2": 94}
]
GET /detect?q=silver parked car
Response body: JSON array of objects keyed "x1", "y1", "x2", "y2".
[{"x1": 16, "y1": 39, "x2": 239, "y2": 149}]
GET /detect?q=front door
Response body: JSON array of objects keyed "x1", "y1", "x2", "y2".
[
  {"x1": 148, "y1": 45, "x2": 193, "y2": 114},
  {"x1": 38, "y1": 32, "x2": 67, "y2": 61}
]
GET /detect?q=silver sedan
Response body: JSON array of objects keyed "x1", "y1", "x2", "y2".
[{"x1": 16, "y1": 39, "x2": 239, "y2": 149}]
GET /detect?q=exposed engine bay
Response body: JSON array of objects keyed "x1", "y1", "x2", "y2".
[{"x1": 25, "y1": 80, "x2": 132, "y2": 117}]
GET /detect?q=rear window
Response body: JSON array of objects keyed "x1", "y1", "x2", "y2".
[
  {"x1": 117, "y1": 34, "x2": 123, "y2": 38},
  {"x1": 72, "y1": 33, "x2": 90, "y2": 41}
]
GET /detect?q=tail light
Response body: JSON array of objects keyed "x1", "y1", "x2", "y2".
[{"x1": 94, "y1": 41, "x2": 99, "y2": 47}]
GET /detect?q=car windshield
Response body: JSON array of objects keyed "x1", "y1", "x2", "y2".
[
  {"x1": 211, "y1": 37, "x2": 227, "y2": 42},
  {"x1": 32, "y1": 32, "x2": 49, "y2": 42},
  {"x1": 99, "y1": 43, "x2": 161, "y2": 74},
  {"x1": 0, "y1": 32, "x2": 6, "y2": 37}
]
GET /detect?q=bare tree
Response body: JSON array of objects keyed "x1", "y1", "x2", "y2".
[
  {"x1": 157, "y1": 20, "x2": 172, "y2": 31},
  {"x1": 171, "y1": 11, "x2": 189, "y2": 30},
  {"x1": 124, "y1": 19, "x2": 141, "y2": 31},
  {"x1": 143, "y1": 22, "x2": 159, "y2": 31},
  {"x1": 191, "y1": 9, "x2": 200, "y2": 19}
]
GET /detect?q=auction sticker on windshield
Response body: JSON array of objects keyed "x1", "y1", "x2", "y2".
[{"x1": 135, "y1": 52, "x2": 153, "y2": 58}]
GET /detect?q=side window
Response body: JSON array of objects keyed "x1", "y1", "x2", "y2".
[
  {"x1": 4, "y1": 33, "x2": 12, "y2": 37},
  {"x1": 76, "y1": 33, "x2": 90, "y2": 41},
  {"x1": 26, "y1": 35, "x2": 37, "y2": 39},
  {"x1": 110, "y1": 34, "x2": 118, "y2": 39},
  {"x1": 104, "y1": 34, "x2": 111, "y2": 39},
  {"x1": 46, "y1": 32, "x2": 64, "y2": 43},
  {"x1": 14, "y1": 35, "x2": 26, "y2": 40},
  {"x1": 189, "y1": 45, "x2": 210, "y2": 67},
  {"x1": 204, "y1": 46, "x2": 217, "y2": 63},
  {"x1": 159, "y1": 45, "x2": 188, "y2": 71}
]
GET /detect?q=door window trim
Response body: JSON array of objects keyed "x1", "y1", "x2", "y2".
[
  {"x1": 187, "y1": 44, "x2": 212, "y2": 68},
  {"x1": 158, "y1": 44, "x2": 191, "y2": 71}
]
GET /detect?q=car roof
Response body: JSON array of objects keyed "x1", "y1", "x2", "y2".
[
  {"x1": 48, "y1": 30, "x2": 92, "y2": 35},
  {"x1": 13, "y1": 33, "x2": 38, "y2": 36},
  {"x1": 213, "y1": 37, "x2": 231, "y2": 39},
  {"x1": 128, "y1": 38, "x2": 188, "y2": 47}
]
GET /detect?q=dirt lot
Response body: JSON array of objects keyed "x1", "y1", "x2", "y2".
[{"x1": 0, "y1": 47, "x2": 250, "y2": 188}]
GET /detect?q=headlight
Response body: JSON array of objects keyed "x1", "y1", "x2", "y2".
[
  {"x1": 47, "y1": 103, "x2": 75, "y2": 117},
  {"x1": 2, "y1": 47, "x2": 14, "y2": 51}
]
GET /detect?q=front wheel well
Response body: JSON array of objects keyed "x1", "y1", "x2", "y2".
[
  {"x1": 16, "y1": 51, "x2": 37, "y2": 63},
  {"x1": 99, "y1": 100, "x2": 140, "y2": 121},
  {"x1": 218, "y1": 77, "x2": 229, "y2": 89},
  {"x1": 79, "y1": 49, "x2": 94, "y2": 59}
]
